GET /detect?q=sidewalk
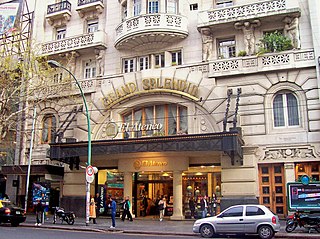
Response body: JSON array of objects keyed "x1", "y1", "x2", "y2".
[{"x1": 21, "y1": 214, "x2": 320, "y2": 238}]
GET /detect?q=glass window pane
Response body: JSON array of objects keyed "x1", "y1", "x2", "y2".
[
  {"x1": 263, "y1": 197, "x2": 270, "y2": 204},
  {"x1": 275, "y1": 186, "x2": 283, "y2": 193},
  {"x1": 286, "y1": 93, "x2": 299, "y2": 126},
  {"x1": 262, "y1": 187, "x2": 269, "y2": 194},
  {"x1": 274, "y1": 166, "x2": 282, "y2": 174},
  {"x1": 179, "y1": 106, "x2": 188, "y2": 134},
  {"x1": 273, "y1": 94, "x2": 284, "y2": 127},
  {"x1": 275, "y1": 176, "x2": 282, "y2": 183},
  {"x1": 261, "y1": 167, "x2": 269, "y2": 174},
  {"x1": 168, "y1": 105, "x2": 177, "y2": 135},
  {"x1": 262, "y1": 177, "x2": 269, "y2": 183}
]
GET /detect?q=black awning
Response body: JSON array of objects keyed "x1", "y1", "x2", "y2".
[
  {"x1": 1, "y1": 164, "x2": 64, "y2": 176},
  {"x1": 50, "y1": 132, "x2": 244, "y2": 165}
]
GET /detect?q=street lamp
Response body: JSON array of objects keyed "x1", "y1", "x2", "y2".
[{"x1": 47, "y1": 60, "x2": 92, "y2": 226}]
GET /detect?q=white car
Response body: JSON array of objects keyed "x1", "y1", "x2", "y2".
[{"x1": 193, "y1": 204, "x2": 280, "y2": 239}]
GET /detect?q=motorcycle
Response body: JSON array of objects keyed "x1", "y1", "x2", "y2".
[
  {"x1": 53, "y1": 207, "x2": 75, "y2": 225},
  {"x1": 285, "y1": 210, "x2": 320, "y2": 233}
]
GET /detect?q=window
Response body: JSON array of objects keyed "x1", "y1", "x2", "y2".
[
  {"x1": 41, "y1": 114, "x2": 56, "y2": 144},
  {"x1": 56, "y1": 27, "x2": 66, "y2": 40},
  {"x1": 273, "y1": 92, "x2": 299, "y2": 127},
  {"x1": 216, "y1": 0, "x2": 233, "y2": 8},
  {"x1": 84, "y1": 60, "x2": 96, "y2": 79},
  {"x1": 167, "y1": 0, "x2": 177, "y2": 14},
  {"x1": 222, "y1": 206, "x2": 243, "y2": 217},
  {"x1": 87, "y1": 19, "x2": 98, "y2": 33},
  {"x1": 246, "y1": 206, "x2": 265, "y2": 216},
  {"x1": 123, "y1": 58, "x2": 136, "y2": 73},
  {"x1": 148, "y1": 0, "x2": 159, "y2": 13},
  {"x1": 171, "y1": 51, "x2": 182, "y2": 65},
  {"x1": 122, "y1": 104, "x2": 188, "y2": 138},
  {"x1": 53, "y1": 73, "x2": 63, "y2": 84},
  {"x1": 139, "y1": 56, "x2": 150, "y2": 71},
  {"x1": 155, "y1": 53, "x2": 165, "y2": 67},
  {"x1": 190, "y1": 3, "x2": 198, "y2": 11},
  {"x1": 218, "y1": 38, "x2": 236, "y2": 58},
  {"x1": 133, "y1": 0, "x2": 141, "y2": 16}
]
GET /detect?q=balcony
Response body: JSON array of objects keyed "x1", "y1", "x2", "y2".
[
  {"x1": 46, "y1": 0, "x2": 72, "y2": 26},
  {"x1": 208, "y1": 49, "x2": 315, "y2": 78},
  {"x1": 115, "y1": 13, "x2": 188, "y2": 51},
  {"x1": 198, "y1": 0, "x2": 300, "y2": 30},
  {"x1": 41, "y1": 31, "x2": 107, "y2": 56},
  {"x1": 76, "y1": 0, "x2": 104, "y2": 18}
]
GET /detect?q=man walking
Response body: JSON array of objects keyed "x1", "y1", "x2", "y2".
[
  {"x1": 121, "y1": 196, "x2": 133, "y2": 221},
  {"x1": 109, "y1": 197, "x2": 117, "y2": 228}
]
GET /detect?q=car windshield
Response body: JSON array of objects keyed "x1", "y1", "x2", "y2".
[{"x1": 1, "y1": 201, "x2": 15, "y2": 208}]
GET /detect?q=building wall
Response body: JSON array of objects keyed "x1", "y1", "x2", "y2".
[{"x1": 25, "y1": 0, "x2": 320, "y2": 216}]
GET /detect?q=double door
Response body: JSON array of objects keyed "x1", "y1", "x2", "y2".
[{"x1": 258, "y1": 164, "x2": 286, "y2": 218}]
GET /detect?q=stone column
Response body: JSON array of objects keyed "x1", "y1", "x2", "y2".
[
  {"x1": 284, "y1": 163, "x2": 295, "y2": 184},
  {"x1": 127, "y1": 0, "x2": 133, "y2": 18},
  {"x1": 123, "y1": 172, "x2": 133, "y2": 216},
  {"x1": 170, "y1": 171, "x2": 184, "y2": 220}
]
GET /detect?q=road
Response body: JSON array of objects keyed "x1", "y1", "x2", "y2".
[
  {"x1": 0, "y1": 227, "x2": 200, "y2": 239},
  {"x1": 0, "y1": 226, "x2": 300, "y2": 239}
]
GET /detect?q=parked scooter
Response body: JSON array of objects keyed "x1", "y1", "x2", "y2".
[
  {"x1": 286, "y1": 210, "x2": 320, "y2": 233},
  {"x1": 53, "y1": 207, "x2": 75, "y2": 225}
]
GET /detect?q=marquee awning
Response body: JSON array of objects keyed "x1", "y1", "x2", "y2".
[{"x1": 50, "y1": 132, "x2": 244, "y2": 166}]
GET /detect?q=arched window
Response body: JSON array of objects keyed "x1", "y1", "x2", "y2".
[
  {"x1": 273, "y1": 92, "x2": 299, "y2": 127},
  {"x1": 41, "y1": 114, "x2": 57, "y2": 144},
  {"x1": 122, "y1": 104, "x2": 188, "y2": 138}
]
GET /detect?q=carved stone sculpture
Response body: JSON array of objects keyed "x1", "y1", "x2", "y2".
[
  {"x1": 201, "y1": 28, "x2": 213, "y2": 62},
  {"x1": 283, "y1": 16, "x2": 301, "y2": 49}
]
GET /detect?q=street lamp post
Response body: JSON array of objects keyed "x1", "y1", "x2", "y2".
[{"x1": 47, "y1": 60, "x2": 92, "y2": 226}]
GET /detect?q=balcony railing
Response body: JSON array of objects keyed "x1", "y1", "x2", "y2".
[
  {"x1": 47, "y1": 0, "x2": 71, "y2": 14},
  {"x1": 78, "y1": 0, "x2": 103, "y2": 6},
  {"x1": 208, "y1": 50, "x2": 315, "y2": 78},
  {"x1": 76, "y1": 0, "x2": 104, "y2": 17},
  {"x1": 41, "y1": 31, "x2": 107, "y2": 55},
  {"x1": 198, "y1": 0, "x2": 300, "y2": 27},
  {"x1": 115, "y1": 13, "x2": 188, "y2": 50}
]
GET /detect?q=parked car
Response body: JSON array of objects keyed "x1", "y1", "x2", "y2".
[
  {"x1": 0, "y1": 200, "x2": 26, "y2": 227},
  {"x1": 193, "y1": 204, "x2": 280, "y2": 239}
]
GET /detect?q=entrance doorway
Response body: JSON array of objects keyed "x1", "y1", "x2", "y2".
[
  {"x1": 258, "y1": 164, "x2": 286, "y2": 218},
  {"x1": 133, "y1": 172, "x2": 173, "y2": 217}
]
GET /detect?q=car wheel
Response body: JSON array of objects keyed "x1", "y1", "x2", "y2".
[
  {"x1": 200, "y1": 224, "x2": 214, "y2": 238},
  {"x1": 11, "y1": 221, "x2": 19, "y2": 227},
  {"x1": 258, "y1": 225, "x2": 274, "y2": 239}
]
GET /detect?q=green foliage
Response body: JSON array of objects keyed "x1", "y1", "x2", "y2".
[
  {"x1": 237, "y1": 50, "x2": 247, "y2": 57},
  {"x1": 257, "y1": 31, "x2": 293, "y2": 54}
]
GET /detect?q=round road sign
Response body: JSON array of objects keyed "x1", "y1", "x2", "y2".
[{"x1": 86, "y1": 165, "x2": 94, "y2": 183}]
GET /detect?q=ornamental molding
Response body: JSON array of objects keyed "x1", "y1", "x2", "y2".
[{"x1": 255, "y1": 145, "x2": 320, "y2": 161}]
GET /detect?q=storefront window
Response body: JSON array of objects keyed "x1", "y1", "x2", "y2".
[{"x1": 122, "y1": 104, "x2": 188, "y2": 138}]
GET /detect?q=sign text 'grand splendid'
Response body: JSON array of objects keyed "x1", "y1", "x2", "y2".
[{"x1": 105, "y1": 78, "x2": 199, "y2": 105}]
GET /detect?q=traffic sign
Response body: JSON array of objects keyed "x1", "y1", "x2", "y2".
[{"x1": 86, "y1": 165, "x2": 94, "y2": 183}]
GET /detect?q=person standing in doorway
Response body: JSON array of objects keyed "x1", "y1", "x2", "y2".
[
  {"x1": 158, "y1": 197, "x2": 166, "y2": 221},
  {"x1": 109, "y1": 196, "x2": 117, "y2": 229},
  {"x1": 95, "y1": 193, "x2": 101, "y2": 217},
  {"x1": 121, "y1": 196, "x2": 133, "y2": 221},
  {"x1": 142, "y1": 194, "x2": 148, "y2": 217},
  {"x1": 189, "y1": 197, "x2": 195, "y2": 218}
]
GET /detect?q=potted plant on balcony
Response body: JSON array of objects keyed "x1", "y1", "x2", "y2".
[
  {"x1": 237, "y1": 50, "x2": 247, "y2": 57},
  {"x1": 257, "y1": 31, "x2": 293, "y2": 55}
]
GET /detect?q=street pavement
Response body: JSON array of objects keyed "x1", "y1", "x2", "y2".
[{"x1": 21, "y1": 214, "x2": 320, "y2": 238}]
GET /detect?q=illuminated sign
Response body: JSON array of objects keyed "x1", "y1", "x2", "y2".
[
  {"x1": 287, "y1": 182, "x2": 320, "y2": 211},
  {"x1": 119, "y1": 122, "x2": 163, "y2": 132},
  {"x1": 134, "y1": 159, "x2": 168, "y2": 170}
]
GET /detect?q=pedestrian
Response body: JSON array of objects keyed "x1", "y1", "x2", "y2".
[
  {"x1": 89, "y1": 196, "x2": 97, "y2": 224},
  {"x1": 142, "y1": 194, "x2": 148, "y2": 217},
  {"x1": 35, "y1": 199, "x2": 43, "y2": 226},
  {"x1": 95, "y1": 192, "x2": 101, "y2": 217},
  {"x1": 158, "y1": 197, "x2": 166, "y2": 221},
  {"x1": 189, "y1": 197, "x2": 195, "y2": 218},
  {"x1": 121, "y1": 196, "x2": 133, "y2": 221},
  {"x1": 109, "y1": 196, "x2": 117, "y2": 228},
  {"x1": 200, "y1": 195, "x2": 208, "y2": 218}
]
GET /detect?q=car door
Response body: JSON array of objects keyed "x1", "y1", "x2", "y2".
[
  {"x1": 214, "y1": 206, "x2": 244, "y2": 233},
  {"x1": 243, "y1": 205, "x2": 266, "y2": 233}
]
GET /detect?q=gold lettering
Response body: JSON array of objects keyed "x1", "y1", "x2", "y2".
[
  {"x1": 142, "y1": 78, "x2": 150, "y2": 90},
  {"x1": 128, "y1": 82, "x2": 137, "y2": 93},
  {"x1": 164, "y1": 78, "x2": 172, "y2": 89}
]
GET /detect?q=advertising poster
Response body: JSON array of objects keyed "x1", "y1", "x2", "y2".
[
  {"x1": 287, "y1": 182, "x2": 320, "y2": 211},
  {"x1": 32, "y1": 182, "x2": 50, "y2": 207},
  {"x1": 0, "y1": 2, "x2": 20, "y2": 34}
]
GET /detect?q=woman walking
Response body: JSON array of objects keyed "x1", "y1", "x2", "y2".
[{"x1": 158, "y1": 197, "x2": 166, "y2": 221}]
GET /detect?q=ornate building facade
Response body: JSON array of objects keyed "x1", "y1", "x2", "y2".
[{"x1": 3, "y1": 0, "x2": 320, "y2": 219}]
